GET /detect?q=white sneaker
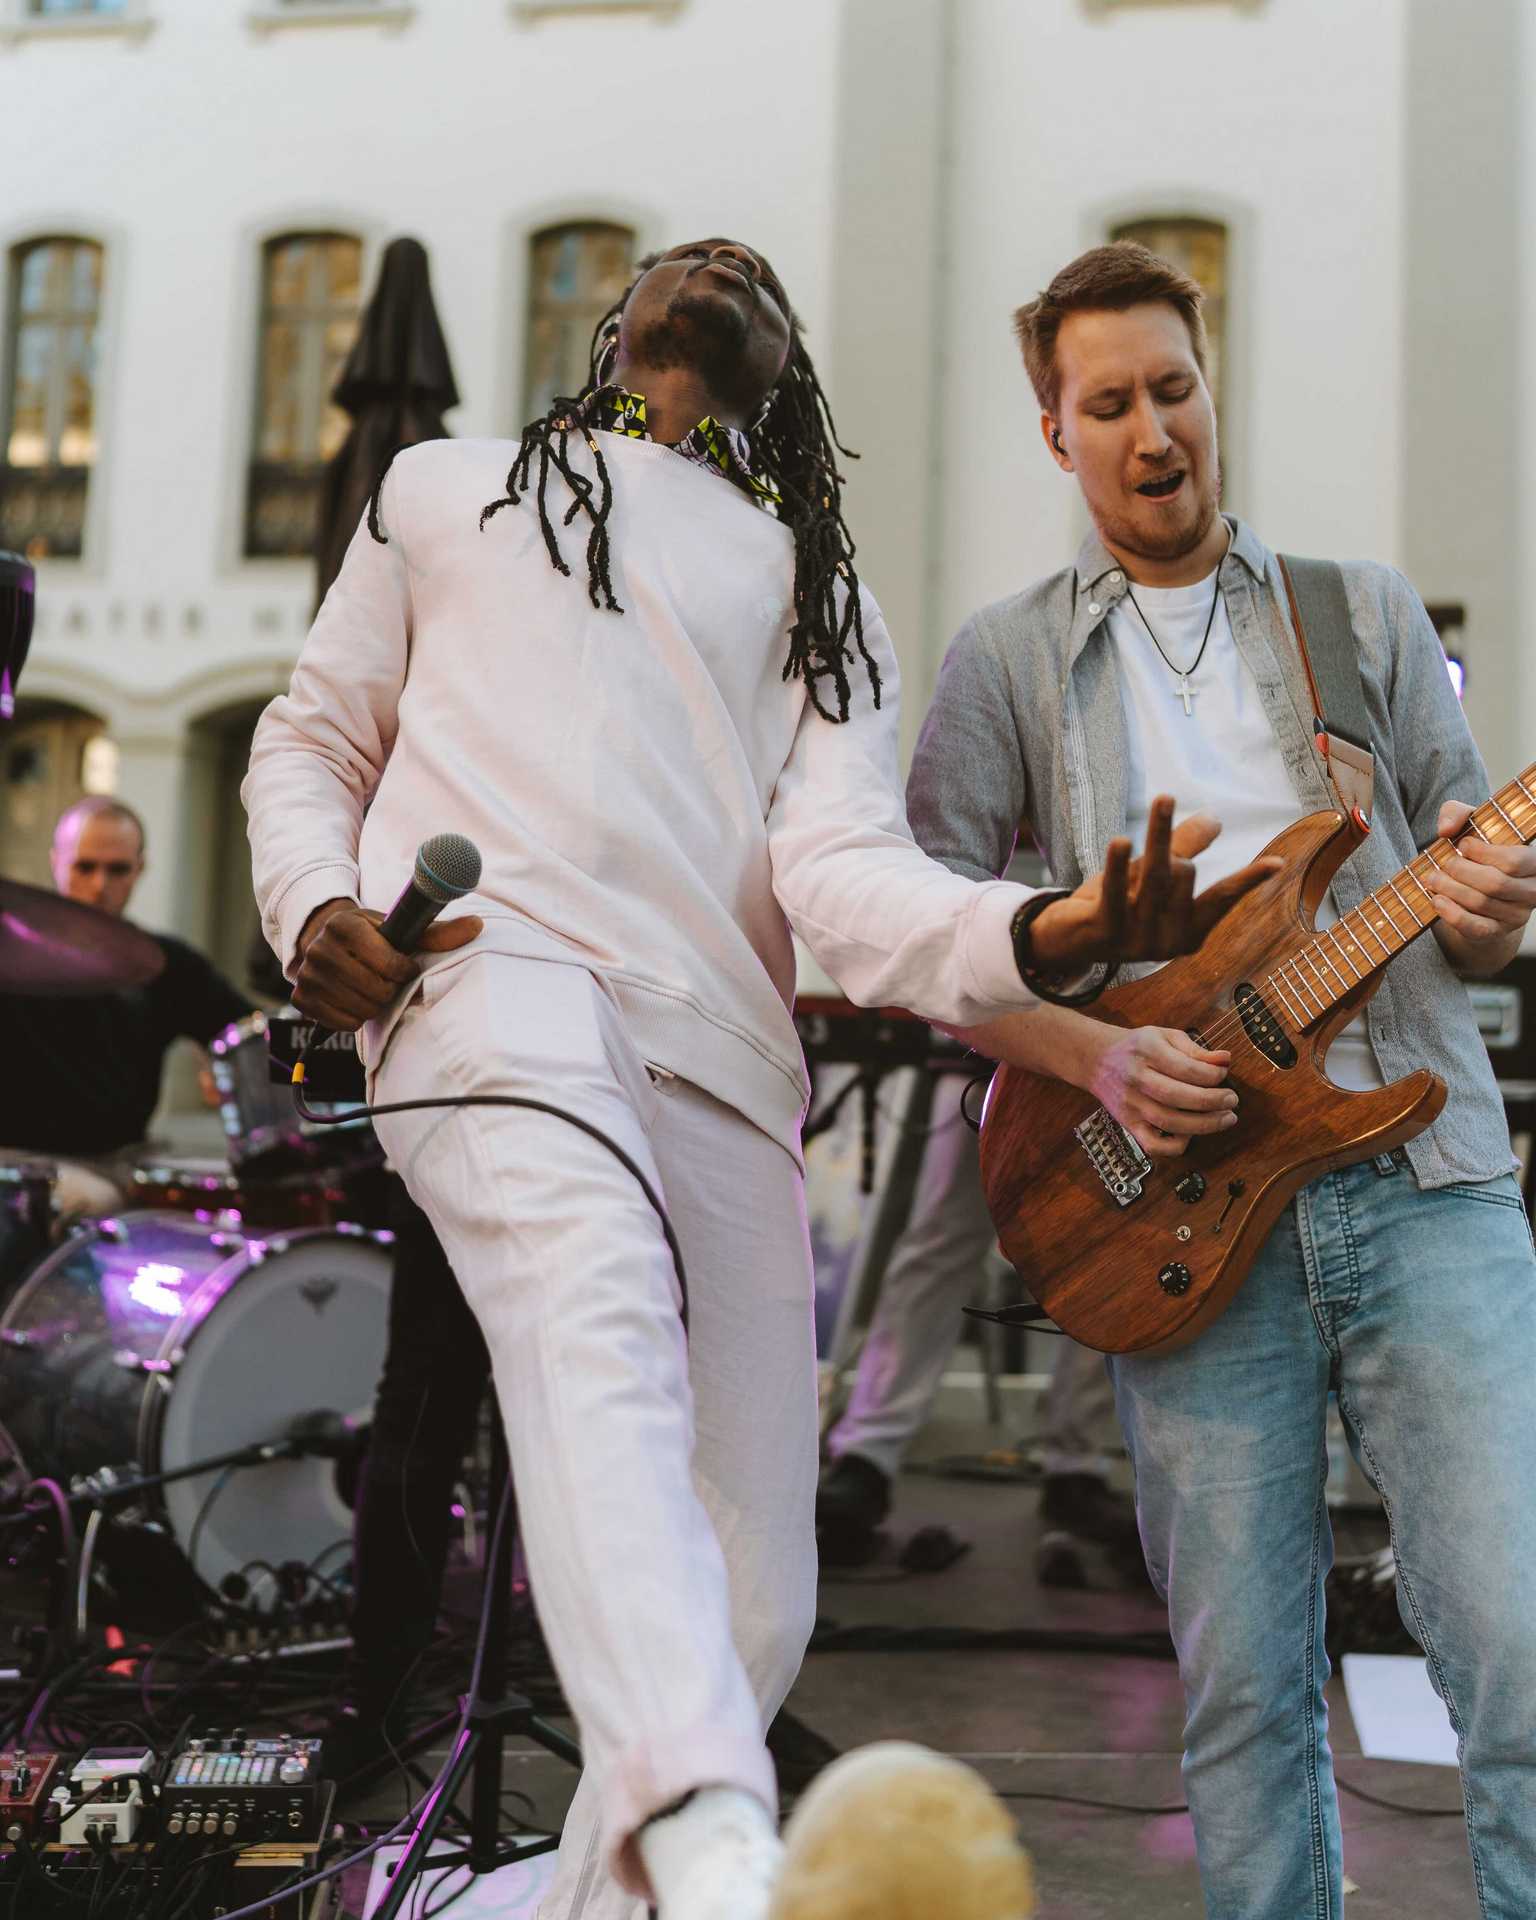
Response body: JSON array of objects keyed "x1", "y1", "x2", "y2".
[
  {"x1": 767, "y1": 1743, "x2": 1036, "y2": 1920},
  {"x1": 644, "y1": 1787, "x2": 783, "y2": 1920}
]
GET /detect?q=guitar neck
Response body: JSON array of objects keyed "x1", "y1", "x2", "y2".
[{"x1": 1265, "y1": 762, "x2": 1536, "y2": 1029}]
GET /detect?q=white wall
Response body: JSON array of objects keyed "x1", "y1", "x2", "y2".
[
  {"x1": 932, "y1": 0, "x2": 1408, "y2": 681},
  {"x1": 1401, "y1": 0, "x2": 1525, "y2": 787}
]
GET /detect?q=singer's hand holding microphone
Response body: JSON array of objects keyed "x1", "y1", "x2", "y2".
[{"x1": 292, "y1": 833, "x2": 483, "y2": 1032}]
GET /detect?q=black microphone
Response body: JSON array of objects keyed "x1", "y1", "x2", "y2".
[
  {"x1": 377, "y1": 833, "x2": 482, "y2": 953},
  {"x1": 281, "y1": 1409, "x2": 366, "y2": 1463}
]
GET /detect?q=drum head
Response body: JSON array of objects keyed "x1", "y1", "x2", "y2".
[
  {"x1": 159, "y1": 1229, "x2": 391, "y2": 1597},
  {"x1": 0, "y1": 1213, "x2": 238, "y2": 1488}
]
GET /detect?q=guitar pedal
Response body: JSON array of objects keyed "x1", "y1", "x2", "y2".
[
  {"x1": 1, "y1": 1750, "x2": 62, "y2": 1843},
  {"x1": 55, "y1": 1748, "x2": 155, "y2": 1846},
  {"x1": 162, "y1": 1732, "x2": 323, "y2": 1845}
]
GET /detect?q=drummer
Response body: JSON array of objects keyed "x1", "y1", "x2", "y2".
[{"x1": 0, "y1": 797, "x2": 252, "y2": 1215}]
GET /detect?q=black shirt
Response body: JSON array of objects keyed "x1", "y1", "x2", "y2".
[{"x1": 0, "y1": 932, "x2": 251, "y2": 1156}]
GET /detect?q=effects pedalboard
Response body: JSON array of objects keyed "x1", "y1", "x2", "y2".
[{"x1": 162, "y1": 1731, "x2": 326, "y2": 1845}]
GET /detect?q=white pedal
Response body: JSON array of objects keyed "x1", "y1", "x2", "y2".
[{"x1": 55, "y1": 1747, "x2": 155, "y2": 1846}]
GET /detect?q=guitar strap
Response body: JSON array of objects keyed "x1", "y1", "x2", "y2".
[{"x1": 1278, "y1": 554, "x2": 1376, "y2": 829}]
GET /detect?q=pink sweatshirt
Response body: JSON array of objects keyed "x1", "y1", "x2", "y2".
[{"x1": 243, "y1": 435, "x2": 1041, "y2": 1156}]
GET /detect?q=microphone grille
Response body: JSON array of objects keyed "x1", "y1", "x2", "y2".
[{"x1": 414, "y1": 833, "x2": 483, "y2": 904}]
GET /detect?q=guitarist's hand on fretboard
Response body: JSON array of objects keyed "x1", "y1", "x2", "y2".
[
  {"x1": 1028, "y1": 795, "x2": 1283, "y2": 974},
  {"x1": 1423, "y1": 798, "x2": 1536, "y2": 978}
]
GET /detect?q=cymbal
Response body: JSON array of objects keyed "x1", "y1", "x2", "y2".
[{"x1": 0, "y1": 877, "x2": 165, "y2": 995}]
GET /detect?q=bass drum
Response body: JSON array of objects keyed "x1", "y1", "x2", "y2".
[{"x1": 0, "y1": 1212, "x2": 392, "y2": 1614}]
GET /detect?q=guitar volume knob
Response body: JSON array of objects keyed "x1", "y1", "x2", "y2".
[{"x1": 1157, "y1": 1261, "x2": 1192, "y2": 1297}]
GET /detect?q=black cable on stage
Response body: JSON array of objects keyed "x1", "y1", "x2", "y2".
[
  {"x1": 1000, "y1": 1786, "x2": 1189, "y2": 1816},
  {"x1": 807, "y1": 1620, "x2": 1176, "y2": 1660},
  {"x1": 997, "y1": 1771, "x2": 1462, "y2": 1822},
  {"x1": 183, "y1": 1467, "x2": 236, "y2": 1591},
  {"x1": 1335, "y1": 1774, "x2": 1463, "y2": 1817}
]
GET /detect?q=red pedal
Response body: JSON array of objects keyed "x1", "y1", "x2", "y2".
[{"x1": 0, "y1": 1750, "x2": 63, "y2": 1842}]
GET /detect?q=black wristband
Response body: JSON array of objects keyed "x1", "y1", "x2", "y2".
[{"x1": 1010, "y1": 891, "x2": 1110, "y2": 1008}]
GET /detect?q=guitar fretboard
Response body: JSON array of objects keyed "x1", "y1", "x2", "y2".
[{"x1": 1265, "y1": 762, "x2": 1536, "y2": 1031}]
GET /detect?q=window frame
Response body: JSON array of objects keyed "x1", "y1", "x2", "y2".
[
  {"x1": 1091, "y1": 195, "x2": 1250, "y2": 516},
  {"x1": 1107, "y1": 212, "x2": 1231, "y2": 422},
  {"x1": 245, "y1": 0, "x2": 414, "y2": 34},
  {"x1": 520, "y1": 218, "x2": 640, "y2": 426},
  {"x1": 0, "y1": 232, "x2": 108, "y2": 565},
  {"x1": 242, "y1": 228, "x2": 367, "y2": 563},
  {"x1": 511, "y1": 0, "x2": 684, "y2": 21},
  {"x1": 0, "y1": 0, "x2": 154, "y2": 42},
  {"x1": 1081, "y1": 0, "x2": 1264, "y2": 14}
]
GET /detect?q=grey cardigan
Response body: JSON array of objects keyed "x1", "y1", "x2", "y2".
[{"x1": 907, "y1": 515, "x2": 1516, "y2": 1189}]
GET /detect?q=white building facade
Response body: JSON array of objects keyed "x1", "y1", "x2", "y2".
[{"x1": 3, "y1": 0, "x2": 1532, "y2": 1029}]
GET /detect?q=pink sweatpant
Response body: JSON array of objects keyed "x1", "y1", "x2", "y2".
[{"x1": 372, "y1": 952, "x2": 819, "y2": 1918}]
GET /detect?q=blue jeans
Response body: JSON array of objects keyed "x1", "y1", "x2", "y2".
[{"x1": 1110, "y1": 1160, "x2": 1536, "y2": 1919}]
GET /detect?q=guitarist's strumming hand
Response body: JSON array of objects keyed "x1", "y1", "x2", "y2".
[
  {"x1": 1024, "y1": 796, "x2": 1282, "y2": 974},
  {"x1": 1088, "y1": 1026, "x2": 1237, "y2": 1160}
]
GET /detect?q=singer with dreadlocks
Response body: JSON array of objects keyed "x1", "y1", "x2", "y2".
[{"x1": 245, "y1": 238, "x2": 1271, "y2": 1920}]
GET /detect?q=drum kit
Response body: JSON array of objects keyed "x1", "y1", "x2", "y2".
[{"x1": 0, "y1": 838, "x2": 392, "y2": 1631}]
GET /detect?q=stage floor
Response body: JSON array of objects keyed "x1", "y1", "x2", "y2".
[{"x1": 340, "y1": 1410, "x2": 1478, "y2": 1919}]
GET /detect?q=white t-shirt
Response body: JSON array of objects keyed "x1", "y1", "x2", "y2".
[{"x1": 1109, "y1": 561, "x2": 1383, "y2": 1091}]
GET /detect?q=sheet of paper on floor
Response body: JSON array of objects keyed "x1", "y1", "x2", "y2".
[
  {"x1": 1341, "y1": 1653, "x2": 1458, "y2": 1767},
  {"x1": 363, "y1": 1838, "x2": 557, "y2": 1917}
]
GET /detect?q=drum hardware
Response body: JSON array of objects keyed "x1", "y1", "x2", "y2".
[
  {"x1": 129, "y1": 1158, "x2": 354, "y2": 1233},
  {"x1": 369, "y1": 1415, "x2": 575, "y2": 1920},
  {"x1": 0, "y1": 1162, "x2": 55, "y2": 1305},
  {"x1": 0, "y1": 1212, "x2": 392, "y2": 1623},
  {"x1": 213, "y1": 1011, "x2": 379, "y2": 1178},
  {"x1": 112, "y1": 1351, "x2": 180, "y2": 1375}
]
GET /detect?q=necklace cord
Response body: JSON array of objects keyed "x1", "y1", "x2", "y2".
[{"x1": 1124, "y1": 570, "x2": 1221, "y2": 682}]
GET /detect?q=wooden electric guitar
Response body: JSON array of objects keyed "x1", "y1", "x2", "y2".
[{"x1": 978, "y1": 764, "x2": 1536, "y2": 1356}]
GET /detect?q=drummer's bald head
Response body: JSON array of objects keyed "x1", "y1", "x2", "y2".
[
  {"x1": 52, "y1": 797, "x2": 146, "y2": 916},
  {"x1": 54, "y1": 795, "x2": 146, "y2": 858}
]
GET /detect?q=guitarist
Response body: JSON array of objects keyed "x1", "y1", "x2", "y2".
[{"x1": 909, "y1": 240, "x2": 1536, "y2": 1920}]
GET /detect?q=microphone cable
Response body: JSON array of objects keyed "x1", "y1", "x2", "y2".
[{"x1": 290, "y1": 1032, "x2": 691, "y2": 1327}]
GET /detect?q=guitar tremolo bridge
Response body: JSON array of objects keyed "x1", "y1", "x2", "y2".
[{"x1": 1075, "y1": 1107, "x2": 1153, "y2": 1206}]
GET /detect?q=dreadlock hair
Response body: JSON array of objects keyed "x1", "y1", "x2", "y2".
[{"x1": 466, "y1": 251, "x2": 880, "y2": 722}]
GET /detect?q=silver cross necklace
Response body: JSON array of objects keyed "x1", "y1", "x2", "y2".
[{"x1": 1123, "y1": 572, "x2": 1221, "y2": 718}]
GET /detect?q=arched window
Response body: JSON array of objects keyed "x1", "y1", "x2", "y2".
[
  {"x1": 1, "y1": 236, "x2": 104, "y2": 560},
  {"x1": 0, "y1": 698, "x2": 109, "y2": 890},
  {"x1": 522, "y1": 221, "x2": 636, "y2": 422},
  {"x1": 1109, "y1": 215, "x2": 1229, "y2": 420},
  {"x1": 245, "y1": 230, "x2": 363, "y2": 558}
]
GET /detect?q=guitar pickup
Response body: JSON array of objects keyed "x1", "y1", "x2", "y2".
[
  {"x1": 1074, "y1": 1107, "x2": 1152, "y2": 1206},
  {"x1": 1235, "y1": 982, "x2": 1297, "y2": 1067}
]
